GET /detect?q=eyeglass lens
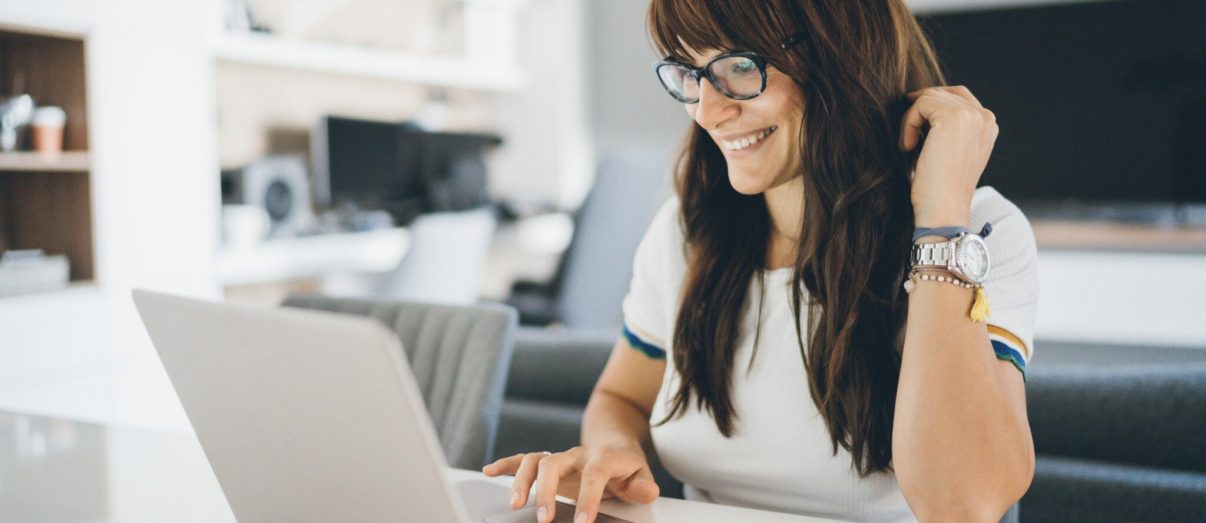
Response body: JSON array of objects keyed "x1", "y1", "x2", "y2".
[{"x1": 658, "y1": 55, "x2": 764, "y2": 103}]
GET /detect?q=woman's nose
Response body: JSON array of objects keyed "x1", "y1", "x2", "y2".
[{"x1": 692, "y1": 78, "x2": 738, "y2": 131}]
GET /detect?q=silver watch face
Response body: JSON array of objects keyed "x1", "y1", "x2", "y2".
[{"x1": 955, "y1": 235, "x2": 990, "y2": 283}]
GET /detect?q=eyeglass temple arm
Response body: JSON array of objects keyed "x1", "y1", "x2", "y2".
[{"x1": 780, "y1": 30, "x2": 808, "y2": 50}]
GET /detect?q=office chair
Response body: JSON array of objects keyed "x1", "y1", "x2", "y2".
[{"x1": 507, "y1": 151, "x2": 671, "y2": 328}]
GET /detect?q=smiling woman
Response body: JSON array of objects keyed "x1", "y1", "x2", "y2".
[{"x1": 485, "y1": 1, "x2": 1039, "y2": 522}]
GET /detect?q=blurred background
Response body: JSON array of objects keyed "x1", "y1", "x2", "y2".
[{"x1": 1, "y1": 0, "x2": 1205, "y2": 521}]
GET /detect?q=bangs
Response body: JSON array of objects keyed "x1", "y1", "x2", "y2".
[{"x1": 648, "y1": 0, "x2": 794, "y2": 64}]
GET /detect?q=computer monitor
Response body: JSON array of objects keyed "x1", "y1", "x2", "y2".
[{"x1": 311, "y1": 116, "x2": 501, "y2": 225}]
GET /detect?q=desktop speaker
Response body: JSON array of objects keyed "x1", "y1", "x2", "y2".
[{"x1": 221, "y1": 155, "x2": 314, "y2": 238}]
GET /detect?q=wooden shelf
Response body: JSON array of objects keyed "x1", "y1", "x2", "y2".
[
  {"x1": 212, "y1": 32, "x2": 525, "y2": 92},
  {"x1": 1032, "y1": 220, "x2": 1206, "y2": 253},
  {"x1": 0, "y1": 151, "x2": 90, "y2": 172}
]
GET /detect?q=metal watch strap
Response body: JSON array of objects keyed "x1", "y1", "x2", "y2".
[{"x1": 911, "y1": 241, "x2": 953, "y2": 268}]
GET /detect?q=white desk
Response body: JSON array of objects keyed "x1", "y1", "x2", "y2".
[
  {"x1": 217, "y1": 228, "x2": 410, "y2": 286},
  {"x1": 0, "y1": 410, "x2": 845, "y2": 522},
  {"x1": 445, "y1": 468, "x2": 841, "y2": 522}
]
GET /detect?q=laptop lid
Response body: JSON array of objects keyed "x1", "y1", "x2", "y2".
[{"x1": 132, "y1": 289, "x2": 470, "y2": 522}]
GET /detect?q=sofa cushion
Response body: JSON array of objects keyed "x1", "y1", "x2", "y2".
[
  {"x1": 505, "y1": 328, "x2": 614, "y2": 404},
  {"x1": 1027, "y1": 364, "x2": 1206, "y2": 473},
  {"x1": 1022, "y1": 456, "x2": 1206, "y2": 522}
]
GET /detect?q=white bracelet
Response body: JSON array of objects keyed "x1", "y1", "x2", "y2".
[{"x1": 902, "y1": 269, "x2": 976, "y2": 293}]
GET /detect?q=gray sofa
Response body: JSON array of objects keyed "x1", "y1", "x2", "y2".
[
  {"x1": 493, "y1": 337, "x2": 1206, "y2": 522},
  {"x1": 1021, "y1": 342, "x2": 1206, "y2": 522}
]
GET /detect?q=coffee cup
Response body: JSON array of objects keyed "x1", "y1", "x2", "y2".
[{"x1": 31, "y1": 106, "x2": 66, "y2": 155}]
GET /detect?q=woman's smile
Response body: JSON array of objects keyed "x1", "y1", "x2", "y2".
[{"x1": 715, "y1": 126, "x2": 778, "y2": 157}]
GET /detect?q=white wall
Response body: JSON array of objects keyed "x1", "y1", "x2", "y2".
[
  {"x1": 488, "y1": 0, "x2": 594, "y2": 209},
  {"x1": 586, "y1": 0, "x2": 688, "y2": 164},
  {"x1": 1036, "y1": 250, "x2": 1206, "y2": 348},
  {"x1": 89, "y1": 0, "x2": 221, "y2": 297}
]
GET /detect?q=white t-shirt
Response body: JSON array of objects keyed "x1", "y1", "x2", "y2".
[{"x1": 620, "y1": 186, "x2": 1039, "y2": 522}]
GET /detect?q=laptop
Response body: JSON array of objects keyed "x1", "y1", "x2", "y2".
[{"x1": 132, "y1": 289, "x2": 630, "y2": 522}]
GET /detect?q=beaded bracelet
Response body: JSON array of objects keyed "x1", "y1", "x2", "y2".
[
  {"x1": 903, "y1": 268, "x2": 992, "y2": 322},
  {"x1": 902, "y1": 268, "x2": 975, "y2": 293}
]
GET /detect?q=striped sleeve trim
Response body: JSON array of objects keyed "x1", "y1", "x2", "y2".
[
  {"x1": 622, "y1": 323, "x2": 666, "y2": 360},
  {"x1": 990, "y1": 337, "x2": 1027, "y2": 382}
]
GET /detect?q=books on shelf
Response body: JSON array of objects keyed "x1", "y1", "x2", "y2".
[{"x1": 0, "y1": 249, "x2": 69, "y2": 296}]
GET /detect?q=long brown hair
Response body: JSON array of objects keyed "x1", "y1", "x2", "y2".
[{"x1": 648, "y1": 0, "x2": 946, "y2": 476}]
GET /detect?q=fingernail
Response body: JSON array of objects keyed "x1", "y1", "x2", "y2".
[
  {"x1": 575, "y1": 512, "x2": 589, "y2": 523},
  {"x1": 537, "y1": 506, "x2": 548, "y2": 522},
  {"x1": 509, "y1": 491, "x2": 519, "y2": 507}
]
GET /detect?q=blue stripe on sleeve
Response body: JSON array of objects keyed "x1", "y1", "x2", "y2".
[
  {"x1": 622, "y1": 324, "x2": 666, "y2": 360},
  {"x1": 990, "y1": 339, "x2": 1027, "y2": 382}
]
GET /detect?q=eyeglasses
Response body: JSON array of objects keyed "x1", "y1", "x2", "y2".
[
  {"x1": 653, "y1": 52, "x2": 769, "y2": 104},
  {"x1": 651, "y1": 31, "x2": 808, "y2": 104}
]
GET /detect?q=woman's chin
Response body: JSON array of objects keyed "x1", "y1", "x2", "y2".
[{"x1": 727, "y1": 169, "x2": 771, "y2": 195}]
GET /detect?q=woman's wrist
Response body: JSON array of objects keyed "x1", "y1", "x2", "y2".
[
  {"x1": 913, "y1": 207, "x2": 971, "y2": 245},
  {"x1": 913, "y1": 235, "x2": 950, "y2": 244},
  {"x1": 913, "y1": 207, "x2": 970, "y2": 230}
]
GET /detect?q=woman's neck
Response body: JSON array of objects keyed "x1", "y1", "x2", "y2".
[{"x1": 764, "y1": 175, "x2": 805, "y2": 270}]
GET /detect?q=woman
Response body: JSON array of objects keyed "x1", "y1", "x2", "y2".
[{"x1": 485, "y1": 0, "x2": 1038, "y2": 521}]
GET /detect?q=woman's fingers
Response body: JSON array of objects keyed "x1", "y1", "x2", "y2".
[
  {"x1": 533, "y1": 451, "x2": 576, "y2": 523},
  {"x1": 907, "y1": 85, "x2": 981, "y2": 106},
  {"x1": 899, "y1": 93, "x2": 932, "y2": 152},
  {"x1": 574, "y1": 465, "x2": 613, "y2": 523},
  {"x1": 936, "y1": 85, "x2": 982, "y2": 107},
  {"x1": 610, "y1": 469, "x2": 660, "y2": 504},
  {"x1": 899, "y1": 87, "x2": 982, "y2": 152},
  {"x1": 486, "y1": 446, "x2": 659, "y2": 522},
  {"x1": 509, "y1": 452, "x2": 548, "y2": 508},
  {"x1": 482, "y1": 453, "x2": 526, "y2": 477}
]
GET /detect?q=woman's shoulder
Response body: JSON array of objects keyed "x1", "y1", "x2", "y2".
[
  {"x1": 631, "y1": 195, "x2": 688, "y2": 279},
  {"x1": 971, "y1": 186, "x2": 1036, "y2": 246},
  {"x1": 643, "y1": 195, "x2": 685, "y2": 246}
]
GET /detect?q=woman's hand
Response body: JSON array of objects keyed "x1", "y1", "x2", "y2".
[
  {"x1": 482, "y1": 445, "x2": 660, "y2": 523},
  {"x1": 899, "y1": 85, "x2": 999, "y2": 228}
]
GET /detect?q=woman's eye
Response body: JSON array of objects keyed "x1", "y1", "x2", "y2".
[{"x1": 730, "y1": 60, "x2": 757, "y2": 75}]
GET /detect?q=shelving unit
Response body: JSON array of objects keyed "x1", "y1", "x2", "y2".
[
  {"x1": 213, "y1": 32, "x2": 525, "y2": 92},
  {"x1": 0, "y1": 29, "x2": 93, "y2": 286},
  {"x1": 211, "y1": 0, "x2": 532, "y2": 304}
]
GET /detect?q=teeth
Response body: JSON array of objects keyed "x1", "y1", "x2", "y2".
[{"x1": 722, "y1": 127, "x2": 776, "y2": 151}]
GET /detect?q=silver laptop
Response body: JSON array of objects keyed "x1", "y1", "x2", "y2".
[{"x1": 132, "y1": 289, "x2": 628, "y2": 523}]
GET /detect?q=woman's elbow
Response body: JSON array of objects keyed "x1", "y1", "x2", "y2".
[{"x1": 901, "y1": 452, "x2": 1035, "y2": 522}]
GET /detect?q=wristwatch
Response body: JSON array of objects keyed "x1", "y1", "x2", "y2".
[{"x1": 909, "y1": 231, "x2": 990, "y2": 285}]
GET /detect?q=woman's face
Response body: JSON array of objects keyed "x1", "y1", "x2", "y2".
[{"x1": 682, "y1": 47, "x2": 806, "y2": 196}]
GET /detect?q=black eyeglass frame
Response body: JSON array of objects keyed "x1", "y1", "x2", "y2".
[
  {"x1": 651, "y1": 52, "x2": 770, "y2": 104},
  {"x1": 650, "y1": 30, "x2": 809, "y2": 104}
]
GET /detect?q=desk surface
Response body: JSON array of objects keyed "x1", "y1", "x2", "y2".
[
  {"x1": 217, "y1": 227, "x2": 411, "y2": 286},
  {"x1": 0, "y1": 410, "x2": 841, "y2": 523}
]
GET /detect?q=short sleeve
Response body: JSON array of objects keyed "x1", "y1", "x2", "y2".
[
  {"x1": 620, "y1": 197, "x2": 684, "y2": 359},
  {"x1": 971, "y1": 186, "x2": 1040, "y2": 374}
]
